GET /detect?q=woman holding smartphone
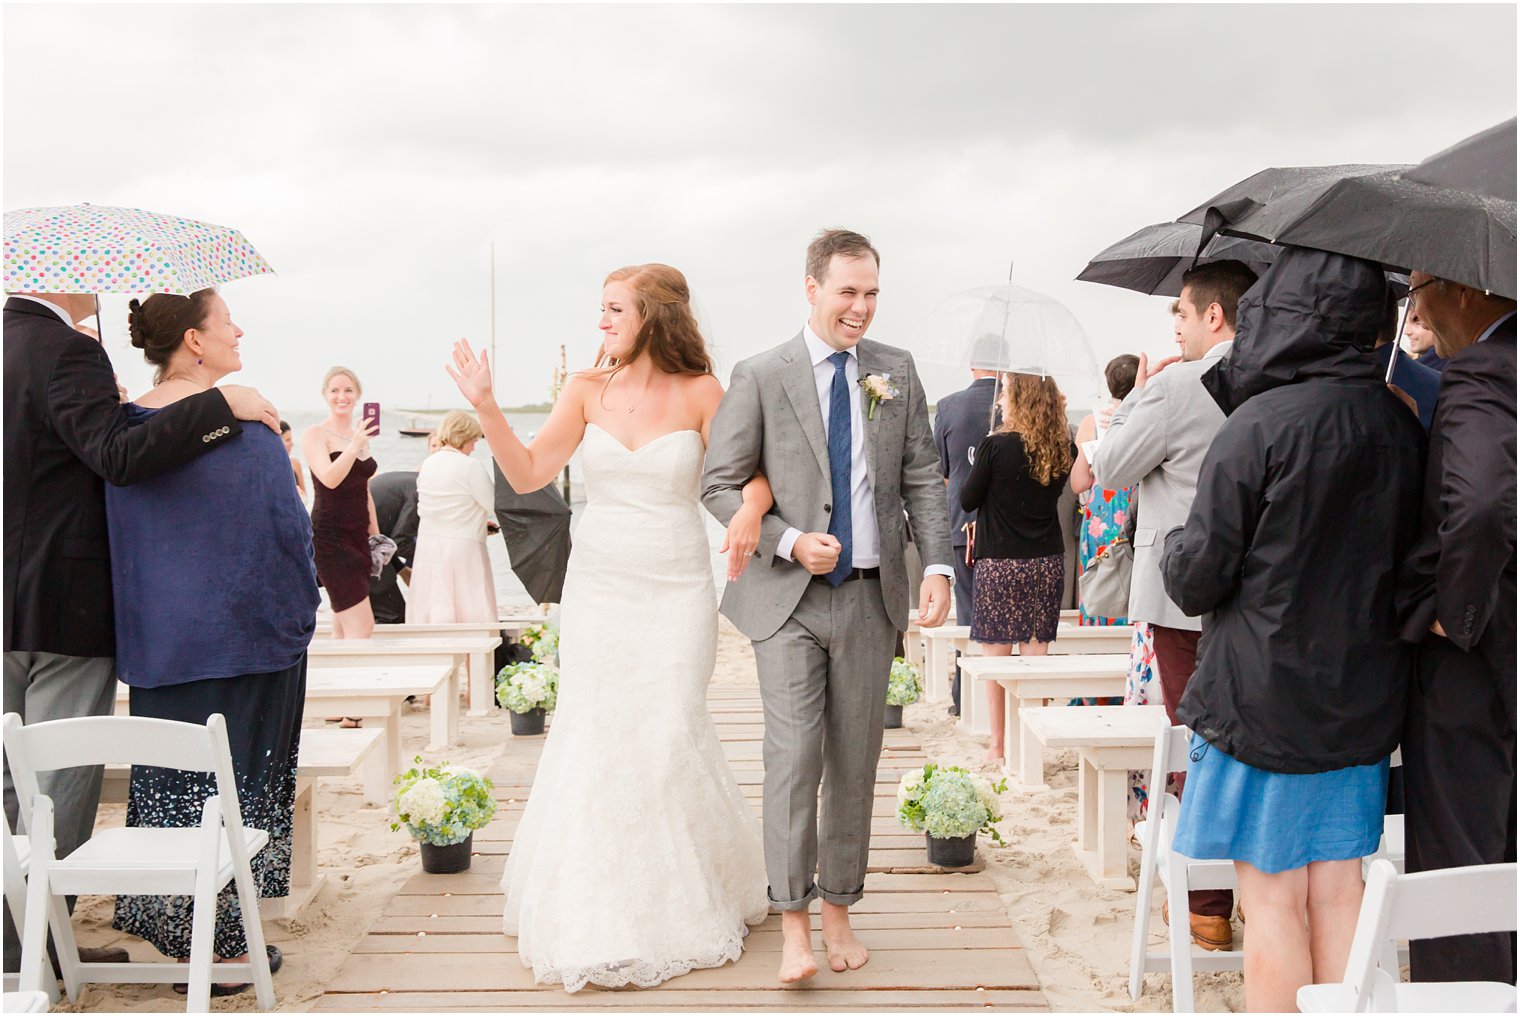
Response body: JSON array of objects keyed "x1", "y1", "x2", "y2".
[{"x1": 302, "y1": 366, "x2": 380, "y2": 641}]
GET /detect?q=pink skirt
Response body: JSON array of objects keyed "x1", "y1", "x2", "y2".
[{"x1": 406, "y1": 534, "x2": 499, "y2": 624}]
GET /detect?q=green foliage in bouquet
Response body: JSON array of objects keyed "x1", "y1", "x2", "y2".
[
  {"x1": 886, "y1": 656, "x2": 922, "y2": 707},
  {"x1": 519, "y1": 623, "x2": 559, "y2": 663},
  {"x1": 896, "y1": 763, "x2": 1007, "y2": 843},
  {"x1": 495, "y1": 660, "x2": 559, "y2": 714},
  {"x1": 390, "y1": 756, "x2": 497, "y2": 846}
]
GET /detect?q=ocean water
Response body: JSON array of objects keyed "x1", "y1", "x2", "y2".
[{"x1": 283, "y1": 409, "x2": 733, "y2": 607}]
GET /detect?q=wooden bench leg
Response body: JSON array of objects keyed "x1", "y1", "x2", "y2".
[
  {"x1": 1002, "y1": 687, "x2": 1019, "y2": 781},
  {"x1": 426, "y1": 673, "x2": 454, "y2": 751},
  {"x1": 367, "y1": 707, "x2": 403, "y2": 803},
  {"x1": 262, "y1": 777, "x2": 320, "y2": 919},
  {"x1": 1077, "y1": 753, "x2": 1099, "y2": 854},
  {"x1": 1017, "y1": 699, "x2": 1048, "y2": 791},
  {"x1": 467, "y1": 651, "x2": 492, "y2": 719},
  {"x1": 1097, "y1": 764, "x2": 1131, "y2": 884}
]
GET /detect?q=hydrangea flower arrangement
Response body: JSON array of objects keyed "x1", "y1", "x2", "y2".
[
  {"x1": 519, "y1": 623, "x2": 559, "y2": 663},
  {"x1": 886, "y1": 657, "x2": 922, "y2": 707},
  {"x1": 896, "y1": 763, "x2": 1007, "y2": 844},
  {"x1": 391, "y1": 756, "x2": 497, "y2": 846},
  {"x1": 495, "y1": 660, "x2": 559, "y2": 714}
]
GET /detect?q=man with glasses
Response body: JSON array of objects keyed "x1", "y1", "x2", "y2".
[{"x1": 1396, "y1": 271, "x2": 1517, "y2": 985}]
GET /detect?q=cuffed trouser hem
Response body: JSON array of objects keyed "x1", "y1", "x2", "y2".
[
  {"x1": 768, "y1": 883, "x2": 818, "y2": 911},
  {"x1": 817, "y1": 881, "x2": 865, "y2": 907}
]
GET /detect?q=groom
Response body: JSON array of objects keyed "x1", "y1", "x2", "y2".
[{"x1": 703, "y1": 228, "x2": 954, "y2": 983}]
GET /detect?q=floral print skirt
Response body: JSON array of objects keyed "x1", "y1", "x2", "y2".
[
  {"x1": 970, "y1": 554, "x2": 1063, "y2": 645},
  {"x1": 113, "y1": 656, "x2": 306, "y2": 959}
]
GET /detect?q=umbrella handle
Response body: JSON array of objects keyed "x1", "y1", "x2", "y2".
[{"x1": 1385, "y1": 299, "x2": 1410, "y2": 384}]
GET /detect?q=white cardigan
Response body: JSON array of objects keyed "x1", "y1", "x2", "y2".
[{"x1": 416, "y1": 448, "x2": 496, "y2": 541}]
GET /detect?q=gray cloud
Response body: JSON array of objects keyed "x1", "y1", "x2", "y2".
[{"x1": 5, "y1": 3, "x2": 1515, "y2": 408}]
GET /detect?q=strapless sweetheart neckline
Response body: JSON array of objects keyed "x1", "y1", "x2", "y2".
[{"x1": 585, "y1": 421, "x2": 703, "y2": 455}]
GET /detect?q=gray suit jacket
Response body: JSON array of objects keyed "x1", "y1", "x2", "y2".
[
  {"x1": 702, "y1": 334, "x2": 954, "y2": 641},
  {"x1": 1088, "y1": 340, "x2": 1232, "y2": 631}
]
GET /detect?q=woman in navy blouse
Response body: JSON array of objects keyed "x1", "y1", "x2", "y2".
[{"x1": 106, "y1": 289, "x2": 317, "y2": 992}]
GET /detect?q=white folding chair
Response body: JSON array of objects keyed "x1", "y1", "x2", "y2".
[
  {"x1": 1, "y1": 990, "x2": 50, "y2": 1012},
  {"x1": 4, "y1": 712, "x2": 275, "y2": 1013},
  {"x1": 1298, "y1": 858, "x2": 1518, "y2": 1013},
  {"x1": 2, "y1": 813, "x2": 56, "y2": 1004},
  {"x1": 1127, "y1": 719, "x2": 1242, "y2": 1013}
]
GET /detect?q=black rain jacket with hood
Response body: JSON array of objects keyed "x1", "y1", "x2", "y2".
[{"x1": 1160, "y1": 247, "x2": 1425, "y2": 774}]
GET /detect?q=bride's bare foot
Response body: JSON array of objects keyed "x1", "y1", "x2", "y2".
[
  {"x1": 778, "y1": 910, "x2": 818, "y2": 984},
  {"x1": 821, "y1": 901, "x2": 869, "y2": 972},
  {"x1": 983, "y1": 744, "x2": 1003, "y2": 763}
]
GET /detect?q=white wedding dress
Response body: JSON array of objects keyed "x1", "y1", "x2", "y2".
[{"x1": 501, "y1": 423, "x2": 769, "y2": 992}]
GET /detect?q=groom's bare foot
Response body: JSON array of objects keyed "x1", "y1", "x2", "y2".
[
  {"x1": 778, "y1": 910, "x2": 818, "y2": 984},
  {"x1": 821, "y1": 901, "x2": 869, "y2": 971}
]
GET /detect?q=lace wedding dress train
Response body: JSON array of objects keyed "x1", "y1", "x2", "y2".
[{"x1": 501, "y1": 424, "x2": 769, "y2": 992}]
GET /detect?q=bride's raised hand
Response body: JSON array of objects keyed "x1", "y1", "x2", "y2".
[{"x1": 446, "y1": 339, "x2": 495, "y2": 409}]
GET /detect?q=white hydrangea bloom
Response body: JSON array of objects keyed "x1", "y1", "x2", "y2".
[
  {"x1": 897, "y1": 770, "x2": 926, "y2": 806},
  {"x1": 398, "y1": 777, "x2": 448, "y2": 825}
]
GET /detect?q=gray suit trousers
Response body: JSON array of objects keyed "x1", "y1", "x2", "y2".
[
  {"x1": 3, "y1": 651, "x2": 117, "y2": 972},
  {"x1": 751, "y1": 576, "x2": 896, "y2": 910}
]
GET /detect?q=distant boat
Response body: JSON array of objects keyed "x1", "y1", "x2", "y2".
[{"x1": 399, "y1": 427, "x2": 432, "y2": 438}]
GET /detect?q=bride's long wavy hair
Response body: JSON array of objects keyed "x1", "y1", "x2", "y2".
[
  {"x1": 587, "y1": 264, "x2": 713, "y2": 380},
  {"x1": 997, "y1": 373, "x2": 1072, "y2": 486}
]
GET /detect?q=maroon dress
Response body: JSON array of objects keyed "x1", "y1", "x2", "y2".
[{"x1": 311, "y1": 451, "x2": 377, "y2": 612}]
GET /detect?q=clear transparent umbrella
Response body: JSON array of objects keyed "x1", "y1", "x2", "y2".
[{"x1": 907, "y1": 281, "x2": 1103, "y2": 399}]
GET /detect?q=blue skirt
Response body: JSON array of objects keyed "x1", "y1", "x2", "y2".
[{"x1": 1171, "y1": 733, "x2": 1388, "y2": 874}]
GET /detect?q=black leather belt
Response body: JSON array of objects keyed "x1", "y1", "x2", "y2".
[{"x1": 812, "y1": 567, "x2": 881, "y2": 584}]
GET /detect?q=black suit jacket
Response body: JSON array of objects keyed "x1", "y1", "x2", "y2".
[
  {"x1": 1398, "y1": 314, "x2": 1517, "y2": 684},
  {"x1": 3, "y1": 297, "x2": 241, "y2": 658},
  {"x1": 368, "y1": 470, "x2": 420, "y2": 624}
]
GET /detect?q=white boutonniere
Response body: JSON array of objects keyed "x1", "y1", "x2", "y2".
[{"x1": 859, "y1": 373, "x2": 900, "y2": 420}]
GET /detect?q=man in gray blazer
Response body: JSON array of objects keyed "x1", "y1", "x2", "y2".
[
  {"x1": 703, "y1": 229, "x2": 954, "y2": 984},
  {"x1": 1088, "y1": 259, "x2": 1257, "y2": 948}
]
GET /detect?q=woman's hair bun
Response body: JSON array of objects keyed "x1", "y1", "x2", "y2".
[{"x1": 126, "y1": 298, "x2": 148, "y2": 349}]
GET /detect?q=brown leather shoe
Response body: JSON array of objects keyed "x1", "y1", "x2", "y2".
[{"x1": 1188, "y1": 913, "x2": 1233, "y2": 951}]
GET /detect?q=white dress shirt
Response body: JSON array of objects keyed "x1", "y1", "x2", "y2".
[
  {"x1": 777, "y1": 325, "x2": 880, "y2": 568},
  {"x1": 776, "y1": 326, "x2": 953, "y2": 582}
]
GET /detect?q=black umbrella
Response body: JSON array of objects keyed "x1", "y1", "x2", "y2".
[
  {"x1": 1403, "y1": 117, "x2": 1516, "y2": 201},
  {"x1": 1179, "y1": 161, "x2": 1516, "y2": 299},
  {"x1": 1076, "y1": 220, "x2": 1281, "y2": 296},
  {"x1": 492, "y1": 461, "x2": 572, "y2": 604}
]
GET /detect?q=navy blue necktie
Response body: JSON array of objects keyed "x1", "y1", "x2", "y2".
[{"x1": 826, "y1": 351, "x2": 854, "y2": 587}]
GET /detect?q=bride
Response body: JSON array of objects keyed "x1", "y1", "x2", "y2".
[{"x1": 445, "y1": 264, "x2": 771, "y2": 992}]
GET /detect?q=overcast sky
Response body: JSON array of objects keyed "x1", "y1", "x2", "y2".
[{"x1": 5, "y1": 4, "x2": 1516, "y2": 411}]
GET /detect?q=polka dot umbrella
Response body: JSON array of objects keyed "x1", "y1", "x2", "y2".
[{"x1": 3, "y1": 203, "x2": 273, "y2": 295}]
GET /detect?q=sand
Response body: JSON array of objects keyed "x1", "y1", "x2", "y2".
[{"x1": 59, "y1": 615, "x2": 1242, "y2": 1013}]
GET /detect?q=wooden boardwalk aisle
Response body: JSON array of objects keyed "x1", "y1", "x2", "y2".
[{"x1": 314, "y1": 685, "x2": 1049, "y2": 1011}]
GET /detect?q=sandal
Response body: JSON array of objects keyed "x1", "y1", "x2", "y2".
[{"x1": 172, "y1": 945, "x2": 282, "y2": 996}]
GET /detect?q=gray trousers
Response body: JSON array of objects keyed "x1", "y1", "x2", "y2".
[
  {"x1": 751, "y1": 577, "x2": 896, "y2": 910},
  {"x1": 3, "y1": 651, "x2": 117, "y2": 972}
]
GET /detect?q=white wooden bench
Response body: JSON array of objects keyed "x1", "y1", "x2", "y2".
[
  {"x1": 315, "y1": 617, "x2": 545, "y2": 718},
  {"x1": 1022, "y1": 704, "x2": 1169, "y2": 890},
  {"x1": 302, "y1": 664, "x2": 455, "y2": 800},
  {"x1": 99, "y1": 726, "x2": 384, "y2": 919},
  {"x1": 920, "y1": 624, "x2": 1133, "y2": 734},
  {"x1": 957, "y1": 654, "x2": 1129, "y2": 789},
  {"x1": 307, "y1": 635, "x2": 501, "y2": 738}
]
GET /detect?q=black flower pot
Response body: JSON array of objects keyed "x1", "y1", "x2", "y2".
[
  {"x1": 883, "y1": 704, "x2": 904, "y2": 729},
  {"x1": 420, "y1": 833, "x2": 473, "y2": 873},
  {"x1": 925, "y1": 831, "x2": 977, "y2": 868},
  {"x1": 509, "y1": 707, "x2": 546, "y2": 736}
]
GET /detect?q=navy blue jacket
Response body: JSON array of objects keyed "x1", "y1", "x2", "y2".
[{"x1": 933, "y1": 377, "x2": 997, "y2": 548}]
